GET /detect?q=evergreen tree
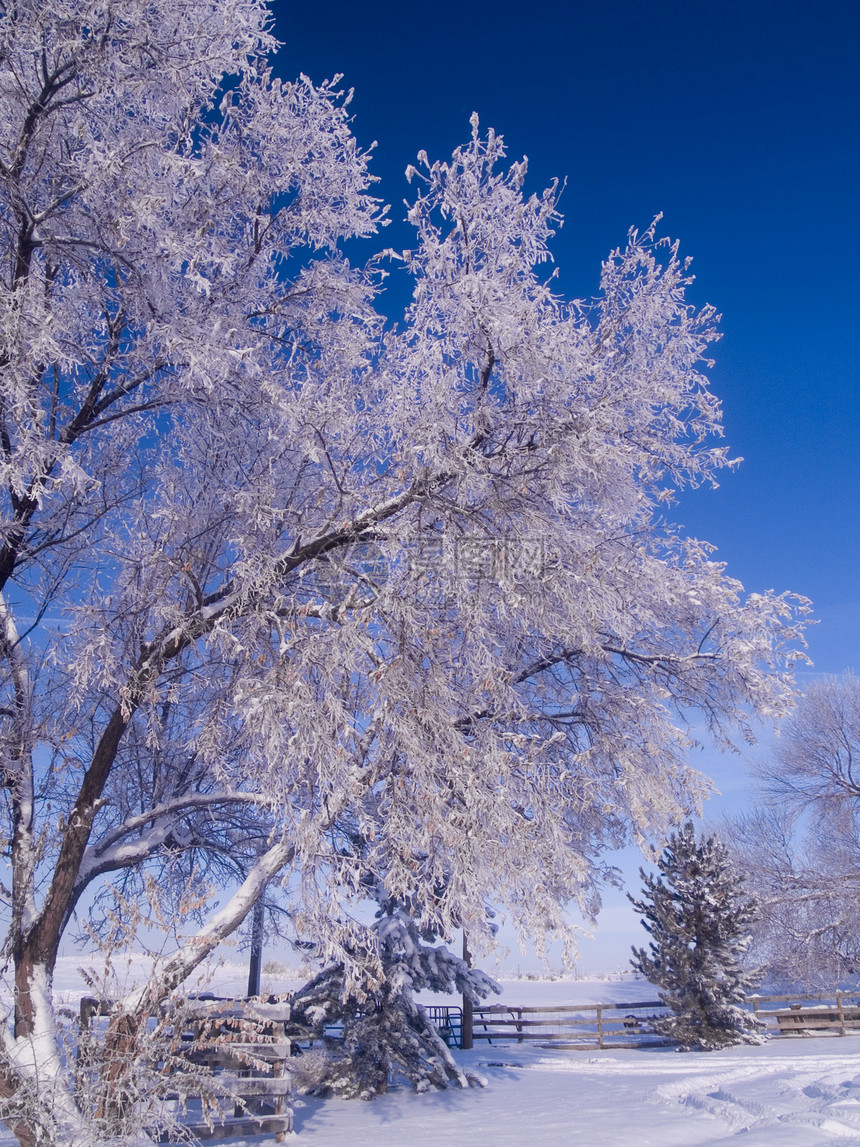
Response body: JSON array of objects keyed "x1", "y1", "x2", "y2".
[
  {"x1": 289, "y1": 911, "x2": 498, "y2": 1099},
  {"x1": 629, "y1": 823, "x2": 762, "y2": 1049}
]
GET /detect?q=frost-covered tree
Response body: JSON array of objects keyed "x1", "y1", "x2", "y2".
[
  {"x1": 755, "y1": 674, "x2": 860, "y2": 823},
  {"x1": 0, "y1": 0, "x2": 808, "y2": 1140},
  {"x1": 630, "y1": 823, "x2": 761, "y2": 1049},
  {"x1": 725, "y1": 674, "x2": 860, "y2": 986},
  {"x1": 726, "y1": 808, "x2": 860, "y2": 987},
  {"x1": 0, "y1": 2, "x2": 380, "y2": 1140}
]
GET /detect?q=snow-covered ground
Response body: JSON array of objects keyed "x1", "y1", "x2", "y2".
[
  {"x1": 6, "y1": 962, "x2": 860, "y2": 1145},
  {"x1": 286, "y1": 1038, "x2": 860, "y2": 1146}
]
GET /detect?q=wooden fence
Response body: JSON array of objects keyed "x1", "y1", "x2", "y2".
[
  {"x1": 469, "y1": 999, "x2": 669, "y2": 1049},
  {"x1": 748, "y1": 991, "x2": 860, "y2": 1037},
  {"x1": 79, "y1": 995, "x2": 293, "y2": 1142},
  {"x1": 467, "y1": 990, "x2": 860, "y2": 1049}
]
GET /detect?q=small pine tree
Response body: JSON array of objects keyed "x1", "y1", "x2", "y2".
[
  {"x1": 289, "y1": 911, "x2": 499, "y2": 1099},
  {"x1": 629, "y1": 822, "x2": 762, "y2": 1050}
]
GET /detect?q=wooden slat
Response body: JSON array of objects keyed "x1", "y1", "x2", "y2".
[
  {"x1": 473, "y1": 1001, "x2": 663, "y2": 1016},
  {"x1": 747, "y1": 994, "x2": 860, "y2": 1006},
  {"x1": 158, "y1": 1115, "x2": 291, "y2": 1142},
  {"x1": 472, "y1": 1023, "x2": 600, "y2": 1032},
  {"x1": 471, "y1": 1030, "x2": 660, "y2": 1044},
  {"x1": 472, "y1": 1030, "x2": 569, "y2": 1041},
  {"x1": 186, "y1": 1047, "x2": 291, "y2": 1069}
]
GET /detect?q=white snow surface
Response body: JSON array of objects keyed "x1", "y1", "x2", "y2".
[
  {"x1": 7, "y1": 964, "x2": 860, "y2": 1145},
  {"x1": 283, "y1": 1039, "x2": 860, "y2": 1146}
]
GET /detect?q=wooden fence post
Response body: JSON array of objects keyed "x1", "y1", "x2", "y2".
[
  {"x1": 272, "y1": 1059, "x2": 291, "y2": 1143},
  {"x1": 838, "y1": 992, "x2": 846, "y2": 1036},
  {"x1": 597, "y1": 1004, "x2": 604, "y2": 1049}
]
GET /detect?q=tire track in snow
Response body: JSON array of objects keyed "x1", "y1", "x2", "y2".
[
  {"x1": 515, "y1": 1048, "x2": 860, "y2": 1139},
  {"x1": 654, "y1": 1058, "x2": 860, "y2": 1139}
]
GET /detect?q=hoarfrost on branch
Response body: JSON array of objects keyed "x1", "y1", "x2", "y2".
[
  {"x1": 726, "y1": 673, "x2": 860, "y2": 986},
  {"x1": 0, "y1": 0, "x2": 807, "y2": 1139}
]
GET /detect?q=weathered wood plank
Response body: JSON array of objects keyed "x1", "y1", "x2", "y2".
[
  {"x1": 473, "y1": 1001, "x2": 663, "y2": 1016},
  {"x1": 157, "y1": 1114, "x2": 291, "y2": 1143}
]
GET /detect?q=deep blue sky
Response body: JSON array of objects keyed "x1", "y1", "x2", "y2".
[
  {"x1": 269, "y1": 0, "x2": 859, "y2": 969},
  {"x1": 271, "y1": 0, "x2": 859, "y2": 678}
]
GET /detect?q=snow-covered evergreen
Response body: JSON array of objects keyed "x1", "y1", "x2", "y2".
[
  {"x1": 630, "y1": 823, "x2": 762, "y2": 1049},
  {"x1": 289, "y1": 912, "x2": 498, "y2": 1100}
]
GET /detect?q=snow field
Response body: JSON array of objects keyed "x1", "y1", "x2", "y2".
[
  {"x1": 272, "y1": 1039, "x2": 860, "y2": 1146},
  {"x1": 8, "y1": 968, "x2": 860, "y2": 1145}
]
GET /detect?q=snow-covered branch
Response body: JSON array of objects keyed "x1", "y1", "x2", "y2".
[
  {"x1": 0, "y1": 1, "x2": 808, "y2": 1136},
  {"x1": 74, "y1": 791, "x2": 276, "y2": 892},
  {"x1": 124, "y1": 839, "x2": 295, "y2": 1012}
]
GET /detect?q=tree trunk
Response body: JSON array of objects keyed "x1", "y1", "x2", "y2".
[
  {"x1": 95, "y1": 1012, "x2": 143, "y2": 1130},
  {"x1": 0, "y1": 1072, "x2": 40, "y2": 1147}
]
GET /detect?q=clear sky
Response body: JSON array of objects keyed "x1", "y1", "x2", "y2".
[{"x1": 268, "y1": 0, "x2": 860, "y2": 972}]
